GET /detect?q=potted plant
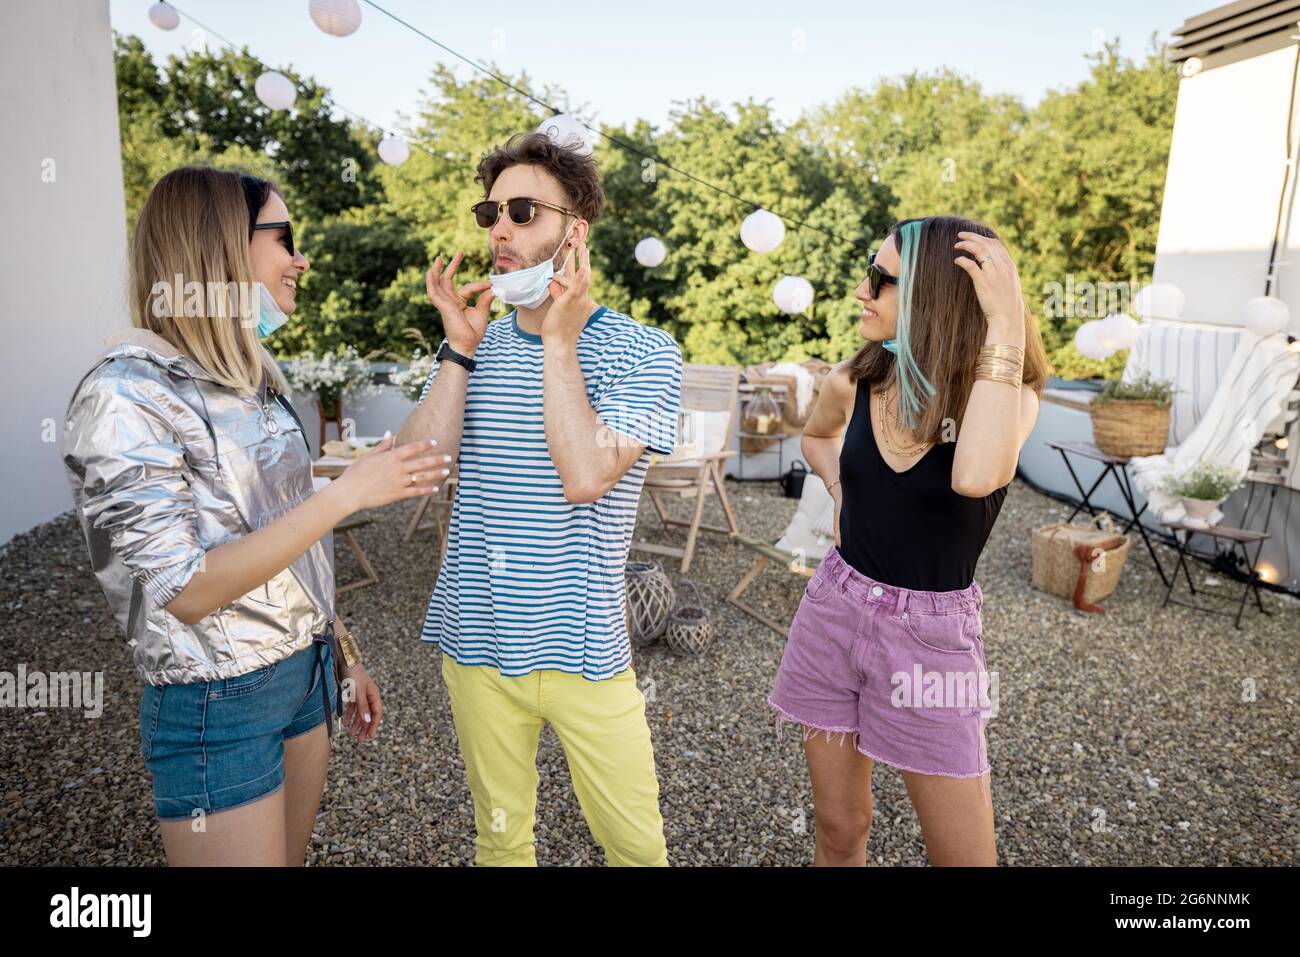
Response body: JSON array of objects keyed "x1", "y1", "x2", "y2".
[
  {"x1": 282, "y1": 346, "x2": 377, "y2": 447},
  {"x1": 1089, "y1": 372, "x2": 1175, "y2": 457},
  {"x1": 1162, "y1": 461, "x2": 1244, "y2": 526}
]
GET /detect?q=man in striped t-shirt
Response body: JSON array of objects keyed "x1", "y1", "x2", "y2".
[{"x1": 396, "y1": 132, "x2": 682, "y2": 866}]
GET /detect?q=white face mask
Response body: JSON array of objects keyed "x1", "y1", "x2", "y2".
[
  {"x1": 255, "y1": 281, "x2": 289, "y2": 338},
  {"x1": 487, "y1": 218, "x2": 577, "y2": 309}
]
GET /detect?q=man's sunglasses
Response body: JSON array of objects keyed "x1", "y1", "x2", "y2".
[
  {"x1": 252, "y1": 220, "x2": 295, "y2": 257},
  {"x1": 471, "y1": 196, "x2": 577, "y2": 229},
  {"x1": 867, "y1": 253, "x2": 898, "y2": 300}
]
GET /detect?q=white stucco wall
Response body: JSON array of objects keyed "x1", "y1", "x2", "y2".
[
  {"x1": 0, "y1": 0, "x2": 130, "y2": 544},
  {"x1": 1154, "y1": 44, "x2": 1300, "y2": 332}
]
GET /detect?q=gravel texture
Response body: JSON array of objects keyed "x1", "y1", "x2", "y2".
[{"x1": 1, "y1": 478, "x2": 1296, "y2": 866}]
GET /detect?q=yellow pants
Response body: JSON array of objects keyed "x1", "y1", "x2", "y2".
[{"x1": 440, "y1": 653, "x2": 669, "y2": 866}]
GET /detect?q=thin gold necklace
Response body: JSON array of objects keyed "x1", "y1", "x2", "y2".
[{"x1": 875, "y1": 386, "x2": 930, "y2": 457}]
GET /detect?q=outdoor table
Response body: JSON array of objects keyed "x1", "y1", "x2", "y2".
[
  {"x1": 403, "y1": 472, "x2": 457, "y2": 588},
  {"x1": 1045, "y1": 439, "x2": 1169, "y2": 586},
  {"x1": 310, "y1": 461, "x2": 380, "y2": 594},
  {"x1": 1159, "y1": 519, "x2": 1271, "y2": 629}
]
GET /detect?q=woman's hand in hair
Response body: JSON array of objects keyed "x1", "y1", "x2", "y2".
[
  {"x1": 332, "y1": 432, "x2": 451, "y2": 513},
  {"x1": 952, "y1": 232, "x2": 1025, "y2": 339},
  {"x1": 427, "y1": 253, "x2": 495, "y2": 357}
]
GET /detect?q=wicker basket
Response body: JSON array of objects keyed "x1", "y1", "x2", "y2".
[
  {"x1": 665, "y1": 578, "x2": 713, "y2": 656},
  {"x1": 625, "y1": 561, "x2": 674, "y2": 646},
  {"x1": 1032, "y1": 514, "x2": 1131, "y2": 604},
  {"x1": 1089, "y1": 400, "x2": 1170, "y2": 457}
]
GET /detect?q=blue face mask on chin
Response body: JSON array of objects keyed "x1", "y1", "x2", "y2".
[
  {"x1": 256, "y1": 282, "x2": 289, "y2": 338},
  {"x1": 881, "y1": 338, "x2": 899, "y2": 355}
]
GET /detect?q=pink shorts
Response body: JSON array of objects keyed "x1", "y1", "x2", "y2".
[{"x1": 768, "y1": 546, "x2": 993, "y2": 793}]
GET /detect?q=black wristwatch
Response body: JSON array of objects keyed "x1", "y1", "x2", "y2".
[{"x1": 435, "y1": 339, "x2": 477, "y2": 373}]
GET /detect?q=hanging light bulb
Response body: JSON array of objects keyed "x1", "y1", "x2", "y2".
[
  {"x1": 635, "y1": 238, "x2": 666, "y2": 267},
  {"x1": 1101, "y1": 312, "x2": 1139, "y2": 350},
  {"x1": 308, "y1": 0, "x2": 363, "y2": 37},
  {"x1": 148, "y1": 2, "x2": 180, "y2": 30},
  {"x1": 1074, "y1": 320, "x2": 1111, "y2": 360},
  {"x1": 741, "y1": 209, "x2": 785, "y2": 253},
  {"x1": 1242, "y1": 295, "x2": 1291, "y2": 337},
  {"x1": 254, "y1": 71, "x2": 297, "y2": 111},
  {"x1": 1133, "y1": 282, "x2": 1185, "y2": 320},
  {"x1": 377, "y1": 135, "x2": 409, "y2": 166},
  {"x1": 536, "y1": 113, "x2": 593, "y2": 156},
  {"x1": 773, "y1": 275, "x2": 814, "y2": 314}
]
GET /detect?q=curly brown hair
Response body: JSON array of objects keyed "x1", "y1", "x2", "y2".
[{"x1": 475, "y1": 131, "x2": 605, "y2": 223}]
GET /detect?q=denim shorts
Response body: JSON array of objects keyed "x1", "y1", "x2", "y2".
[
  {"x1": 768, "y1": 546, "x2": 993, "y2": 796},
  {"x1": 139, "y1": 639, "x2": 338, "y2": 821}
]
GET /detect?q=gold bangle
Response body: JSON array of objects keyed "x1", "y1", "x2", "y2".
[
  {"x1": 978, "y1": 344, "x2": 1024, "y2": 361},
  {"x1": 335, "y1": 627, "x2": 362, "y2": 667},
  {"x1": 974, "y1": 369, "x2": 1023, "y2": 388},
  {"x1": 975, "y1": 357, "x2": 1023, "y2": 373},
  {"x1": 975, "y1": 358, "x2": 1023, "y2": 377}
]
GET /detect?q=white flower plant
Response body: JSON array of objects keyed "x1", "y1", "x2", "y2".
[
  {"x1": 387, "y1": 328, "x2": 440, "y2": 404},
  {"x1": 281, "y1": 346, "x2": 378, "y2": 417}
]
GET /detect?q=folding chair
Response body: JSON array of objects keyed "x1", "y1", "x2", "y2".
[
  {"x1": 727, "y1": 473, "x2": 835, "y2": 636},
  {"x1": 632, "y1": 364, "x2": 741, "y2": 573}
]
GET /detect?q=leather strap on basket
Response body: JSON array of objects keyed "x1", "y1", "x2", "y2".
[{"x1": 1072, "y1": 535, "x2": 1126, "y2": 613}]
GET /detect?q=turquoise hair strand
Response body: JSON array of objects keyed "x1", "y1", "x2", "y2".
[{"x1": 891, "y1": 220, "x2": 937, "y2": 431}]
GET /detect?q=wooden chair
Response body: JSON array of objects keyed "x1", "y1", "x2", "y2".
[
  {"x1": 631, "y1": 364, "x2": 741, "y2": 573},
  {"x1": 336, "y1": 517, "x2": 380, "y2": 594},
  {"x1": 727, "y1": 473, "x2": 835, "y2": 636}
]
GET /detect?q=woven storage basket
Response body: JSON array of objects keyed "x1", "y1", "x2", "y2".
[
  {"x1": 625, "y1": 561, "x2": 674, "y2": 646},
  {"x1": 1032, "y1": 514, "x2": 1131, "y2": 603},
  {"x1": 1089, "y1": 400, "x2": 1170, "y2": 457},
  {"x1": 665, "y1": 578, "x2": 713, "y2": 655}
]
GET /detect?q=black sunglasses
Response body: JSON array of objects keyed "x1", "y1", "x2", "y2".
[
  {"x1": 867, "y1": 252, "x2": 898, "y2": 300},
  {"x1": 471, "y1": 196, "x2": 577, "y2": 229},
  {"x1": 252, "y1": 220, "x2": 295, "y2": 257},
  {"x1": 240, "y1": 173, "x2": 296, "y2": 256}
]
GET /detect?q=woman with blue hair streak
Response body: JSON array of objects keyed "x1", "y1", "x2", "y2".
[{"x1": 768, "y1": 216, "x2": 1051, "y2": 866}]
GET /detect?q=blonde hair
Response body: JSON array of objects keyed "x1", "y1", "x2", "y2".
[{"x1": 131, "y1": 166, "x2": 288, "y2": 394}]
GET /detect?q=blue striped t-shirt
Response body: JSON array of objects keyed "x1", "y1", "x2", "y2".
[{"x1": 417, "y1": 305, "x2": 683, "y2": 680}]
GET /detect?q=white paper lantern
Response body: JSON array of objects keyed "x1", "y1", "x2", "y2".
[
  {"x1": 635, "y1": 237, "x2": 666, "y2": 268},
  {"x1": 377, "y1": 135, "x2": 409, "y2": 167},
  {"x1": 308, "y1": 0, "x2": 362, "y2": 37},
  {"x1": 741, "y1": 208, "x2": 785, "y2": 253},
  {"x1": 1242, "y1": 295, "x2": 1291, "y2": 337},
  {"x1": 773, "y1": 275, "x2": 814, "y2": 314},
  {"x1": 1133, "y1": 282, "x2": 1185, "y2": 320},
  {"x1": 1099, "y1": 312, "x2": 1139, "y2": 351},
  {"x1": 1074, "y1": 320, "x2": 1111, "y2": 360},
  {"x1": 536, "y1": 113, "x2": 593, "y2": 156},
  {"x1": 254, "y1": 71, "x2": 297, "y2": 111},
  {"x1": 148, "y1": 2, "x2": 180, "y2": 30}
]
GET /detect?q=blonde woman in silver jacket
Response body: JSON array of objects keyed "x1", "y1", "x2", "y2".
[{"x1": 63, "y1": 167, "x2": 450, "y2": 865}]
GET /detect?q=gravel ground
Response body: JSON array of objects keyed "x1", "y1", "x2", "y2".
[{"x1": 1, "y1": 478, "x2": 1296, "y2": 866}]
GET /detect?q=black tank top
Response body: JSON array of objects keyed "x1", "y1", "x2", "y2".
[{"x1": 837, "y1": 380, "x2": 1007, "y2": 592}]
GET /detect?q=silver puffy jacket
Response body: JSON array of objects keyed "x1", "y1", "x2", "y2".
[{"x1": 63, "y1": 329, "x2": 335, "y2": 686}]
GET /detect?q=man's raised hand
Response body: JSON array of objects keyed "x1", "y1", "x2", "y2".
[{"x1": 427, "y1": 252, "x2": 495, "y2": 356}]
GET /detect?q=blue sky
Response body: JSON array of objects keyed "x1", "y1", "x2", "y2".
[{"x1": 112, "y1": 0, "x2": 1199, "y2": 136}]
